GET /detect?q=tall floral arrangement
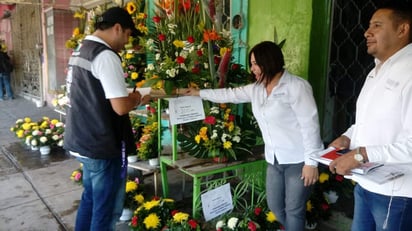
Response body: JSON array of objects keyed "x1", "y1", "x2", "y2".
[
  {"x1": 178, "y1": 103, "x2": 257, "y2": 161},
  {"x1": 65, "y1": 7, "x2": 87, "y2": 49},
  {"x1": 142, "y1": 0, "x2": 233, "y2": 94},
  {"x1": 137, "y1": 103, "x2": 161, "y2": 160}
]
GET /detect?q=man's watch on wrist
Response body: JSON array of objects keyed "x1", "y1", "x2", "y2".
[{"x1": 354, "y1": 147, "x2": 365, "y2": 164}]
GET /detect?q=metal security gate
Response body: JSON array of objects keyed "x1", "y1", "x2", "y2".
[
  {"x1": 323, "y1": 0, "x2": 377, "y2": 142},
  {"x1": 10, "y1": 4, "x2": 42, "y2": 101}
]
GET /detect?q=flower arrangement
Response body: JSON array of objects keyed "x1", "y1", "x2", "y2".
[
  {"x1": 137, "y1": 103, "x2": 161, "y2": 160},
  {"x1": 70, "y1": 164, "x2": 83, "y2": 185},
  {"x1": 214, "y1": 206, "x2": 283, "y2": 231},
  {"x1": 141, "y1": 0, "x2": 233, "y2": 94},
  {"x1": 129, "y1": 197, "x2": 176, "y2": 230},
  {"x1": 52, "y1": 85, "x2": 69, "y2": 111},
  {"x1": 65, "y1": 7, "x2": 87, "y2": 49},
  {"x1": 178, "y1": 103, "x2": 257, "y2": 161},
  {"x1": 121, "y1": 49, "x2": 147, "y2": 88},
  {"x1": 165, "y1": 211, "x2": 201, "y2": 231},
  {"x1": 124, "y1": 177, "x2": 145, "y2": 210},
  {"x1": 305, "y1": 165, "x2": 354, "y2": 225},
  {"x1": 10, "y1": 117, "x2": 65, "y2": 148}
]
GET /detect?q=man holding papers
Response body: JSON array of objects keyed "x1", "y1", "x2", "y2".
[{"x1": 328, "y1": 2, "x2": 412, "y2": 231}]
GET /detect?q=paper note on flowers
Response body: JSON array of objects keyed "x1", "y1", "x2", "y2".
[
  {"x1": 168, "y1": 96, "x2": 205, "y2": 125},
  {"x1": 201, "y1": 183, "x2": 233, "y2": 221}
]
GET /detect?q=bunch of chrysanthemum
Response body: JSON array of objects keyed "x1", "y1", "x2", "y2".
[
  {"x1": 141, "y1": 0, "x2": 233, "y2": 95},
  {"x1": 215, "y1": 207, "x2": 283, "y2": 231},
  {"x1": 70, "y1": 163, "x2": 83, "y2": 185},
  {"x1": 124, "y1": 177, "x2": 145, "y2": 210},
  {"x1": 65, "y1": 8, "x2": 87, "y2": 49},
  {"x1": 10, "y1": 117, "x2": 36, "y2": 143},
  {"x1": 164, "y1": 210, "x2": 201, "y2": 231},
  {"x1": 129, "y1": 197, "x2": 176, "y2": 231},
  {"x1": 178, "y1": 103, "x2": 256, "y2": 161},
  {"x1": 51, "y1": 85, "x2": 69, "y2": 110}
]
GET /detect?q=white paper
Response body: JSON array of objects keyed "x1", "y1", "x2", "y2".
[
  {"x1": 168, "y1": 96, "x2": 205, "y2": 125},
  {"x1": 201, "y1": 183, "x2": 233, "y2": 221}
]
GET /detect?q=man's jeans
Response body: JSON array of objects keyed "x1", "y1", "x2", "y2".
[
  {"x1": 352, "y1": 184, "x2": 412, "y2": 231},
  {"x1": 0, "y1": 72, "x2": 14, "y2": 99},
  {"x1": 75, "y1": 157, "x2": 126, "y2": 231}
]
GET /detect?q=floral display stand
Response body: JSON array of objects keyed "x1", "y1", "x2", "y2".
[{"x1": 157, "y1": 99, "x2": 267, "y2": 218}]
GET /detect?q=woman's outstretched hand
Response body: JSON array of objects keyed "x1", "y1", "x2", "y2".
[{"x1": 178, "y1": 88, "x2": 200, "y2": 96}]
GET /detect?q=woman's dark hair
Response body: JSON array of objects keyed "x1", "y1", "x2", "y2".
[{"x1": 248, "y1": 41, "x2": 285, "y2": 86}]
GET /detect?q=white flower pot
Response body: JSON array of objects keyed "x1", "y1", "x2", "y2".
[
  {"x1": 39, "y1": 145, "x2": 51, "y2": 155},
  {"x1": 149, "y1": 158, "x2": 159, "y2": 166},
  {"x1": 127, "y1": 155, "x2": 138, "y2": 163},
  {"x1": 31, "y1": 145, "x2": 39, "y2": 151},
  {"x1": 119, "y1": 208, "x2": 133, "y2": 221}
]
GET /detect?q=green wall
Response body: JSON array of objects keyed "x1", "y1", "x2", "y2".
[{"x1": 248, "y1": 0, "x2": 313, "y2": 78}]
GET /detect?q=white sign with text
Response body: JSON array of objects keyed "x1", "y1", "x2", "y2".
[
  {"x1": 168, "y1": 96, "x2": 205, "y2": 125},
  {"x1": 201, "y1": 183, "x2": 233, "y2": 221}
]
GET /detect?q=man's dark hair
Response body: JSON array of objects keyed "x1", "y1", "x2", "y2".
[
  {"x1": 248, "y1": 41, "x2": 285, "y2": 87},
  {"x1": 378, "y1": 0, "x2": 412, "y2": 42}
]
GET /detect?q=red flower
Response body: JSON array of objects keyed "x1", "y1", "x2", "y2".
[
  {"x1": 214, "y1": 56, "x2": 221, "y2": 64},
  {"x1": 153, "y1": 16, "x2": 161, "y2": 23},
  {"x1": 171, "y1": 210, "x2": 179, "y2": 216},
  {"x1": 188, "y1": 219, "x2": 198, "y2": 229},
  {"x1": 131, "y1": 216, "x2": 138, "y2": 227},
  {"x1": 335, "y1": 175, "x2": 344, "y2": 182},
  {"x1": 191, "y1": 66, "x2": 200, "y2": 74},
  {"x1": 232, "y1": 63, "x2": 240, "y2": 70},
  {"x1": 254, "y1": 207, "x2": 262, "y2": 216},
  {"x1": 228, "y1": 114, "x2": 235, "y2": 122},
  {"x1": 248, "y1": 221, "x2": 257, "y2": 231},
  {"x1": 196, "y1": 49, "x2": 203, "y2": 57},
  {"x1": 321, "y1": 203, "x2": 330, "y2": 211},
  {"x1": 152, "y1": 195, "x2": 160, "y2": 201},
  {"x1": 176, "y1": 56, "x2": 185, "y2": 64},
  {"x1": 187, "y1": 36, "x2": 195, "y2": 43},
  {"x1": 158, "y1": 34, "x2": 166, "y2": 41},
  {"x1": 204, "y1": 116, "x2": 216, "y2": 125}
]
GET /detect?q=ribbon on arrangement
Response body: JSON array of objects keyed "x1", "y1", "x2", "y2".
[{"x1": 121, "y1": 140, "x2": 127, "y2": 179}]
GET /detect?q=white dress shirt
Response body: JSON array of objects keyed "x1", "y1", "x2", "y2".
[
  {"x1": 343, "y1": 44, "x2": 412, "y2": 197},
  {"x1": 200, "y1": 70, "x2": 323, "y2": 166}
]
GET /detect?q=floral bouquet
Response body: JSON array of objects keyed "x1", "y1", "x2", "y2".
[
  {"x1": 52, "y1": 85, "x2": 69, "y2": 111},
  {"x1": 10, "y1": 117, "x2": 36, "y2": 142},
  {"x1": 137, "y1": 103, "x2": 162, "y2": 160},
  {"x1": 178, "y1": 103, "x2": 257, "y2": 162},
  {"x1": 124, "y1": 177, "x2": 145, "y2": 210},
  {"x1": 129, "y1": 197, "x2": 176, "y2": 231},
  {"x1": 164, "y1": 211, "x2": 201, "y2": 231},
  {"x1": 65, "y1": 7, "x2": 87, "y2": 49},
  {"x1": 215, "y1": 206, "x2": 283, "y2": 231},
  {"x1": 141, "y1": 0, "x2": 233, "y2": 94},
  {"x1": 70, "y1": 164, "x2": 83, "y2": 185}
]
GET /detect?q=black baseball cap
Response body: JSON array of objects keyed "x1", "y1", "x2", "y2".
[{"x1": 96, "y1": 7, "x2": 138, "y2": 36}]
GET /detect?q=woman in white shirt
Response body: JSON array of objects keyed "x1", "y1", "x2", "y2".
[{"x1": 182, "y1": 41, "x2": 323, "y2": 230}]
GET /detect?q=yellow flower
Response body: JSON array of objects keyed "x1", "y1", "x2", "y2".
[
  {"x1": 16, "y1": 130, "x2": 24, "y2": 138},
  {"x1": 131, "y1": 72, "x2": 139, "y2": 80},
  {"x1": 125, "y1": 53, "x2": 134, "y2": 59},
  {"x1": 72, "y1": 27, "x2": 80, "y2": 36},
  {"x1": 126, "y1": 1, "x2": 137, "y2": 15},
  {"x1": 163, "y1": 198, "x2": 174, "y2": 203},
  {"x1": 195, "y1": 135, "x2": 201, "y2": 144},
  {"x1": 143, "y1": 213, "x2": 161, "y2": 229},
  {"x1": 73, "y1": 11, "x2": 85, "y2": 19},
  {"x1": 223, "y1": 141, "x2": 232, "y2": 149},
  {"x1": 134, "y1": 194, "x2": 144, "y2": 204},
  {"x1": 24, "y1": 117, "x2": 31, "y2": 123},
  {"x1": 22, "y1": 123, "x2": 31, "y2": 130},
  {"x1": 51, "y1": 119, "x2": 59, "y2": 125},
  {"x1": 143, "y1": 199, "x2": 160, "y2": 210},
  {"x1": 266, "y1": 211, "x2": 277, "y2": 222},
  {"x1": 306, "y1": 200, "x2": 313, "y2": 212},
  {"x1": 173, "y1": 40, "x2": 185, "y2": 48},
  {"x1": 126, "y1": 180, "x2": 138, "y2": 193},
  {"x1": 319, "y1": 172, "x2": 330, "y2": 183},
  {"x1": 173, "y1": 212, "x2": 189, "y2": 223}
]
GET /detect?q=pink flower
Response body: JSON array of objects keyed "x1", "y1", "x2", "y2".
[
  {"x1": 74, "y1": 172, "x2": 82, "y2": 181},
  {"x1": 248, "y1": 221, "x2": 257, "y2": 231}
]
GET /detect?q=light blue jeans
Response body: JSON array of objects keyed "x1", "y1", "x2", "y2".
[
  {"x1": 352, "y1": 184, "x2": 412, "y2": 231},
  {"x1": 0, "y1": 72, "x2": 14, "y2": 99},
  {"x1": 75, "y1": 156, "x2": 126, "y2": 231},
  {"x1": 266, "y1": 160, "x2": 312, "y2": 231}
]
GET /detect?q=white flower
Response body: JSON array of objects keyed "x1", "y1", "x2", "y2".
[
  {"x1": 45, "y1": 129, "x2": 52, "y2": 135},
  {"x1": 56, "y1": 122, "x2": 64, "y2": 127},
  {"x1": 155, "y1": 53, "x2": 161, "y2": 61},
  {"x1": 210, "y1": 107, "x2": 219, "y2": 114},
  {"x1": 40, "y1": 136, "x2": 48, "y2": 144},
  {"x1": 147, "y1": 63, "x2": 155, "y2": 71},
  {"x1": 31, "y1": 139, "x2": 38, "y2": 146},
  {"x1": 57, "y1": 139, "x2": 64, "y2": 147},
  {"x1": 25, "y1": 137, "x2": 31, "y2": 145},
  {"x1": 211, "y1": 130, "x2": 218, "y2": 139},
  {"x1": 232, "y1": 135, "x2": 241, "y2": 143},
  {"x1": 52, "y1": 134, "x2": 60, "y2": 141},
  {"x1": 32, "y1": 130, "x2": 40, "y2": 136},
  {"x1": 215, "y1": 220, "x2": 226, "y2": 230},
  {"x1": 227, "y1": 217, "x2": 239, "y2": 229},
  {"x1": 221, "y1": 133, "x2": 230, "y2": 142},
  {"x1": 16, "y1": 119, "x2": 23, "y2": 124}
]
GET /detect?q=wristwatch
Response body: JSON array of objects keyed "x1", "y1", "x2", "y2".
[{"x1": 354, "y1": 148, "x2": 364, "y2": 163}]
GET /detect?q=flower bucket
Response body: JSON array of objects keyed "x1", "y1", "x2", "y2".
[
  {"x1": 119, "y1": 208, "x2": 133, "y2": 221},
  {"x1": 39, "y1": 145, "x2": 51, "y2": 155},
  {"x1": 127, "y1": 155, "x2": 138, "y2": 163},
  {"x1": 149, "y1": 158, "x2": 159, "y2": 166},
  {"x1": 31, "y1": 145, "x2": 39, "y2": 151}
]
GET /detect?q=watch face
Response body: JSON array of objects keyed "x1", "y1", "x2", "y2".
[{"x1": 354, "y1": 154, "x2": 364, "y2": 162}]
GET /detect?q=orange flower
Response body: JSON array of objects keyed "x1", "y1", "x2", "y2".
[{"x1": 203, "y1": 29, "x2": 221, "y2": 42}]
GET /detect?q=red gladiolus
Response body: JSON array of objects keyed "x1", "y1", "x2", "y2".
[
  {"x1": 176, "y1": 56, "x2": 185, "y2": 64},
  {"x1": 248, "y1": 221, "x2": 257, "y2": 231},
  {"x1": 153, "y1": 16, "x2": 161, "y2": 23},
  {"x1": 191, "y1": 66, "x2": 200, "y2": 74},
  {"x1": 214, "y1": 56, "x2": 220, "y2": 64},
  {"x1": 158, "y1": 34, "x2": 166, "y2": 41},
  {"x1": 232, "y1": 63, "x2": 240, "y2": 70},
  {"x1": 180, "y1": 0, "x2": 191, "y2": 11},
  {"x1": 204, "y1": 116, "x2": 216, "y2": 125},
  {"x1": 196, "y1": 49, "x2": 203, "y2": 56},
  {"x1": 228, "y1": 114, "x2": 235, "y2": 122},
  {"x1": 187, "y1": 36, "x2": 195, "y2": 43},
  {"x1": 254, "y1": 207, "x2": 262, "y2": 216},
  {"x1": 188, "y1": 219, "x2": 198, "y2": 229}
]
